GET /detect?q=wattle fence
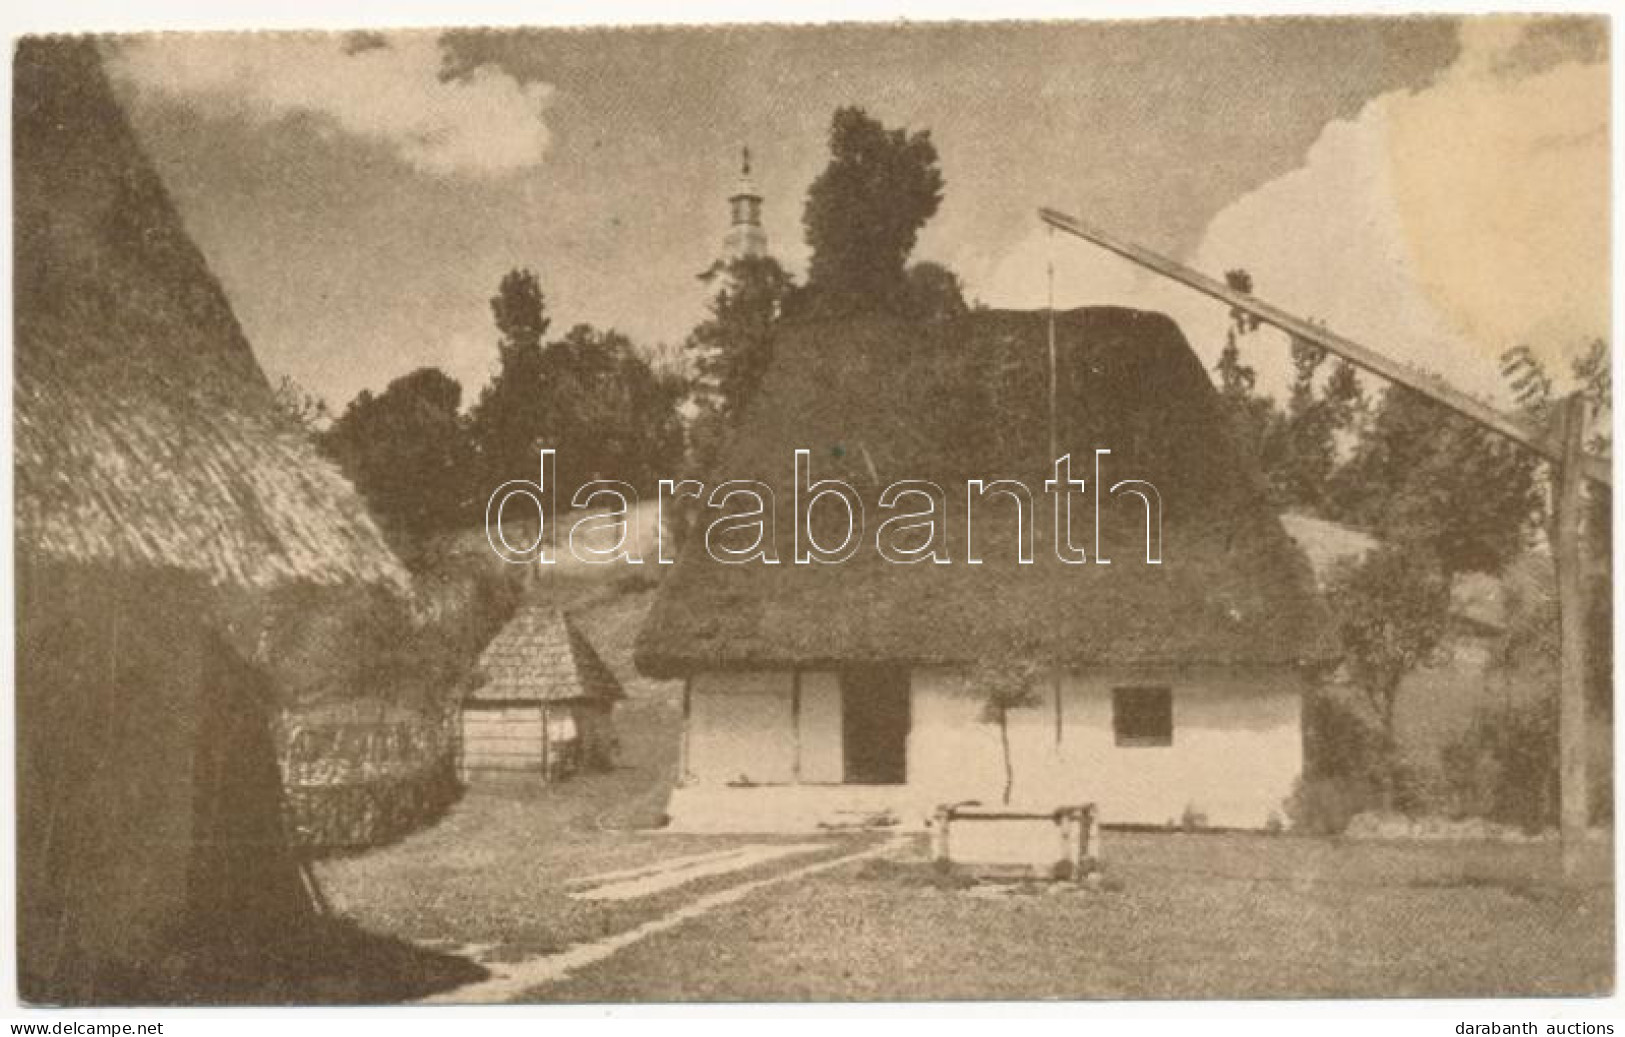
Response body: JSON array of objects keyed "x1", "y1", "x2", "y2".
[{"x1": 275, "y1": 700, "x2": 462, "y2": 854}]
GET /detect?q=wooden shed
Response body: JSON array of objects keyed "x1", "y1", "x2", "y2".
[
  {"x1": 460, "y1": 607, "x2": 625, "y2": 781},
  {"x1": 14, "y1": 39, "x2": 408, "y2": 1003}
]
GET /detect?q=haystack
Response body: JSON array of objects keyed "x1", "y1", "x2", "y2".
[{"x1": 14, "y1": 37, "x2": 407, "y2": 1003}]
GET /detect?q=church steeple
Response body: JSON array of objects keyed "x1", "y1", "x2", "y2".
[{"x1": 722, "y1": 146, "x2": 768, "y2": 261}]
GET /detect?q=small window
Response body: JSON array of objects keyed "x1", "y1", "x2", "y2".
[{"x1": 1112, "y1": 686, "x2": 1172, "y2": 747}]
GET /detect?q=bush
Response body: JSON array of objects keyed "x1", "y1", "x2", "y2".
[
  {"x1": 1179, "y1": 803, "x2": 1209, "y2": 833},
  {"x1": 1440, "y1": 697, "x2": 1558, "y2": 832},
  {"x1": 1301, "y1": 687, "x2": 1385, "y2": 782},
  {"x1": 1285, "y1": 775, "x2": 1380, "y2": 835}
]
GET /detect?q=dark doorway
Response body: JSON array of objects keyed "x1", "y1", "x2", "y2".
[{"x1": 840, "y1": 666, "x2": 910, "y2": 784}]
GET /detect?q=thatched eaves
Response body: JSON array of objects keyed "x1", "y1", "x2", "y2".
[{"x1": 13, "y1": 38, "x2": 406, "y2": 593}]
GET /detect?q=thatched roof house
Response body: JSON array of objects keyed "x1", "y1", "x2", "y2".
[
  {"x1": 461, "y1": 606, "x2": 624, "y2": 780},
  {"x1": 14, "y1": 37, "x2": 407, "y2": 1003},
  {"x1": 636, "y1": 310, "x2": 1328, "y2": 831},
  {"x1": 13, "y1": 42, "x2": 404, "y2": 594}
]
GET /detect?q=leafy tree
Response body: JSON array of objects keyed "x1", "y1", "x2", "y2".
[
  {"x1": 322, "y1": 367, "x2": 472, "y2": 557},
  {"x1": 901, "y1": 260, "x2": 969, "y2": 324},
  {"x1": 802, "y1": 106, "x2": 944, "y2": 314},
  {"x1": 1212, "y1": 268, "x2": 1368, "y2": 513},
  {"x1": 962, "y1": 657, "x2": 1045, "y2": 805},
  {"x1": 1495, "y1": 341, "x2": 1613, "y2": 716},
  {"x1": 1325, "y1": 384, "x2": 1540, "y2": 575},
  {"x1": 490, "y1": 267, "x2": 550, "y2": 363},
  {"x1": 1326, "y1": 542, "x2": 1453, "y2": 805},
  {"x1": 1213, "y1": 269, "x2": 1283, "y2": 474},
  {"x1": 469, "y1": 268, "x2": 554, "y2": 497},
  {"x1": 470, "y1": 268, "x2": 683, "y2": 505},
  {"x1": 1269, "y1": 337, "x2": 1364, "y2": 512},
  {"x1": 685, "y1": 255, "x2": 796, "y2": 472},
  {"x1": 541, "y1": 323, "x2": 685, "y2": 495}
]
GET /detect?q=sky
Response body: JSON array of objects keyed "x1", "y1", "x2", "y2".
[{"x1": 105, "y1": 15, "x2": 1607, "y2": 412}]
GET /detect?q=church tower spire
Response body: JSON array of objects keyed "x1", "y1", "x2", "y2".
[{"x1": 722, "y1": 146, "x2": 768, "y2": 261}]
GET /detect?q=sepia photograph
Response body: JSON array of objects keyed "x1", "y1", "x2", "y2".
[{"x1": 7, "y1": 7, "x2": 1616, "y2": 1013}]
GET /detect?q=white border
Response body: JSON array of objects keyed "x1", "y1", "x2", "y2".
[{"x1": 0, "y1": 0, "x2": 1619, "y2": 1027}]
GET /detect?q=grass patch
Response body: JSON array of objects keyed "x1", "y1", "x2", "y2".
[
  {"x1": 851, "y1": 856, "x2": 976, "y2": 891},
  {"x1": 539, "y1": 831, "x2": 1613, "y2": 1002}
]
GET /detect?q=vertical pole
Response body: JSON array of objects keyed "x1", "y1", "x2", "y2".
[
  {"x1": 1554, "y1": 393, "x2": 1591, "y2": 881},
  {"x1": 931, "y1": 805, "x2": 952, "y2": 867},
  {"x1": 791, "y1": 671, "x2": 803, "y2": 784},
  {"x1": 1046, "y1": 226, "x2": 1059, "y2": 463},
  {"x1": 680, "y1": 678, "x2": 692, "y2": 786},
  {"x1": 541, "y1": 705, "x2": 551, "y2": 783},
  {"x1": 1053, "y1": 669, "x2": 1063, "y2": 747}
]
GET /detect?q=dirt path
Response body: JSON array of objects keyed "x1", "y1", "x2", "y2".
[
  {"x1": 416, "y1": 840, "x2": 892, "y2": 1004},
  {"x1": 569, "y1": 843, "x2": 827, "y2": 901}
]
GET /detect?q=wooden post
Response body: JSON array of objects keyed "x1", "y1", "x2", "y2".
[
  {"x1": 1046, "y1": 223, "x2": 1059, "y2": 463},
  {"x1": 791, "y1": 670, "x2": 803, "y2": 783},
  {"x1": 680, "y1": 678, "x2": 692, "y2": 786},
  {"x1": 541, "y1": 705, "x2": 551, "y2": 782},
  {"x1": 931, "y1": 805, "x2": 953, "y2": 866},
  {"x1": 1047, "y1": 300, "x2": 1059, "y2": 463},
  {"x1": 1554, "y1": 393, "x2": 1591, "y2": 881},
  {"x1": 1053, "y1": 669, "x2": 1063, "y2": 747}
]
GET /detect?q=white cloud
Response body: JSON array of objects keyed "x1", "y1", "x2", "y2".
[
  {"x1": 110, "y1": 33, "x2": 554, "y2": 177},
  {"x1": 979, "y1": 17, "x2": 1608, "y2": 404}
]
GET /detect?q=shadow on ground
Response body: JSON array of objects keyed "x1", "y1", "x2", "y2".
[{"x1": 73, "y1": 917, "x2": 491, "y2": 1007}]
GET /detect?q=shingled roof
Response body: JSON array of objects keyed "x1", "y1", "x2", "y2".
[
  {"x1": 469, "y1": 606, "x2": 625, "y2": 704},
  {"x1": 635, "y1": 308, "x2": 1331, "y2": 678},
  {"x1": 13, "y1": 38, "x2": 406, "y2": 593}
]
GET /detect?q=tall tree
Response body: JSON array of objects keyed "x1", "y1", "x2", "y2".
[
  {"x1": 802, "y1": 106, "x2": 945, "y2": 314},
  {"x1": 541, "y1": 323, "x2": 685, "y2": 495},
  {"x1": 1325, "y1": 384, "x2": 1540, "y2": 575},
  {"x1": 469, "y1": 268, "x2": 554, "y2": 497},
  {"x1": 1497, "y1": 340, "x2": 1613, "y2": 716},
  {"x1": 684, "y1": 256, "x2": 795, "y2": 474},
  {"x1": 322, "y1": 367, "x2": 472, "y2": 557},
  {"x1": 1212, "y1": 269, "x2": 1281, "y2": 472},
  {"x1": 1212, "y1": 269, "x2": 1366, "y2": 513},
  {"x1": 1326, "y1": 542, "x2": 1453, "y2": 806},
  {"x1": 1269, "y1": 338, "x2": 1364, "y2": 512},
  {"x1": 688, "y1": 258, "x2": 795, "y2": 420},
  {"x1": 490, "y1": 267, "x2": 550, "y2": 363}
]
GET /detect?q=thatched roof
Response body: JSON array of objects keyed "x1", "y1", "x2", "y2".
[
  {"x1": 468, "y1": 606, "x2": 625, "y2": 704},
  {"x1": 13, "y1": 37, "x2": 406, "y2": 593},
  {"x1": 636, "y1": 308, "x2": 1331, "y2": 678}
]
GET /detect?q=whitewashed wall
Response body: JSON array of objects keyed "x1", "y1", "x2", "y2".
[
  {"x1": 682, "y1": 666, "x2": 1305, "y2": 829},
  {"x1": 687, "y1": 671, "x2": 795, "y2": 784},
  {"x1": 798, "y1": 672, "x2": 844, "y2": 783},
  {"x1": 909, "y1": 667, "x2": 1304, "y2": 829}
]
